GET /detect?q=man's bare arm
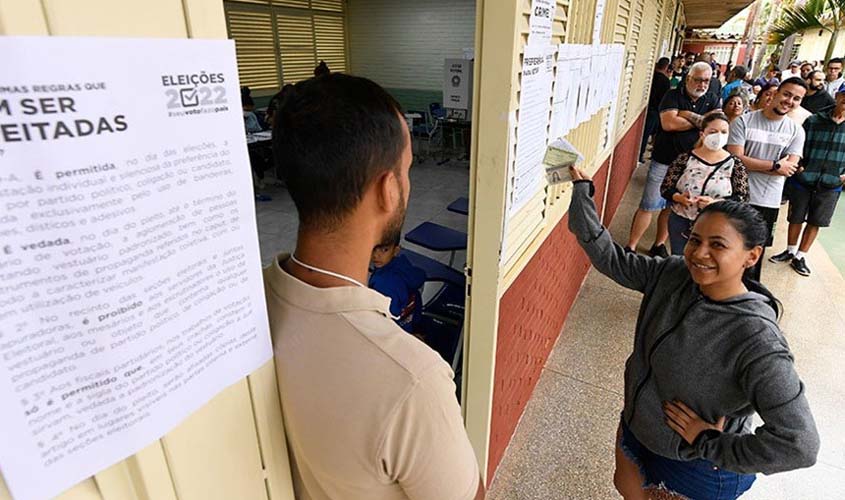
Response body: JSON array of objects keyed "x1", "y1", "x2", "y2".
[
  {"x1": 726, "y1": 145, "x2": 799, "y2": 176},
  {"x1": 660, "y1": 109, "x2": 697, "y2": 132}
]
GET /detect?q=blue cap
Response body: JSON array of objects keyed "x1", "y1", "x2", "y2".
[{"x1": 837, "y1": 82, "x2": 845, "y2": 95}]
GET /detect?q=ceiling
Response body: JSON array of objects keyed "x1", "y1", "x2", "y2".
[{"x1": 682, "y1": 0, "x2": 754, "y2": 29}]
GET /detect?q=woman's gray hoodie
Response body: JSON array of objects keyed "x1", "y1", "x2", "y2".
[{"x1": 568, "y1": 180, "x2": 819, "y2": 475}]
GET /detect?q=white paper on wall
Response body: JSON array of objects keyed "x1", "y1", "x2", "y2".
[
  {"x1": 0, "y1": 37, "x2": 272, "y2": 500},
  {"x1": 527, "y1": 0, "x2": 555, "y2": 46},
  {"x1": 506, "y1": 44, "x2": 554, "y2": 216}
]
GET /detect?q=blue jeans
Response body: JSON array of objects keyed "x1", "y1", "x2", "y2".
[
  {"x1": 640, "y1": 160, "x2": 669, "y2": 211},
  {"x1": 668, "y1": 211, "x2": 693, "y2": 256},
  {"x1": 619, "y1": 417, "x2": 756, "y2": 500}
]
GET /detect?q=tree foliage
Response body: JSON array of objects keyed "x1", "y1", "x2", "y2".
[{"x1": 770, "y1": 0, "x2": 831, "y2": 44}]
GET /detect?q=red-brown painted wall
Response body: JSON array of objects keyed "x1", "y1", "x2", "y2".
[
  {"x1": 604, "y1": 113, "x2": 645, "y2": 226},
  {"x1": 682, "y1": 41, "x2": 741, "y2": 70},
  {"x1": 486, "y1": 111, "x2": 645, "y2": 484}
]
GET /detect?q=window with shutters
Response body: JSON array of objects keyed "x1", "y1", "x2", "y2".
[
  {"x1": 499, "y1": 0, "x2": 572, "y2": 274},
  {"x1": 641, "y1": 0, "x2": 659, "y2": 105},
  {"x1": 224, "y1": 0, "x2": 347, "y2": 92},
  {"x1": 614, "y1": 0, "x2": 635, "y2": 132}
]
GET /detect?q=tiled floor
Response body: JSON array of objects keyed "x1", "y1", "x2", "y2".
[
  {"x1": 488, "y1": 164, "x2": 845, "y2": 499},
  {"x1": 817, "y1": 192, "x2": 845, "y2": 277},
  {"x1": 252, "y1": 157, "x2": 471, "y2": 266}
]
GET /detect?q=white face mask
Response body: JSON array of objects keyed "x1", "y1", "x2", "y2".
[{"x1": 703, "y1": 132, "x2": 728, "y2": 151}]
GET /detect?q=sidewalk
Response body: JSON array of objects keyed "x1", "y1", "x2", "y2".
[{"x1": 488, "y1": 165, "x2": 845, "y2": 499}]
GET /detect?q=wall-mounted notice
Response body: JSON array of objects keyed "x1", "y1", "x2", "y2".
[
  {"x1": 507, "y1": 44, "x2": 555, "y2": 216},
  {"x1": 0, "y1": 37, "x2": 272, "y2": 500},
  {"x1": 592, "y1": 0, "x2": 607, "y2": 45},
  {"x1": 550, "y1": 43, "x2": 624, "y2": 143},
  {"x1": 528, "y1": 0, "x2": 555, "y2": 46}
]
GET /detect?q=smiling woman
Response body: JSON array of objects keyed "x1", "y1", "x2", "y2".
[{"x1": 567, "y1": 166, "x2": 819, "y2": 500}]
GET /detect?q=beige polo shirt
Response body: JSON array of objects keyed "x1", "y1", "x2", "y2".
[{"x1": 264, "y1": 254, "x2": 479, "y2": 500}]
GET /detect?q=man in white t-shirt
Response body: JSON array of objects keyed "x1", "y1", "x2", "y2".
[
  {"x1": 727, "y1": 77, "x2": 807, "y2": 281},
  {"x1": 783, "y1": 60, "x2": 803, "y2": 80},
  {"x1": 267, "y1": 74, "x2": 484, "y2": 500}
]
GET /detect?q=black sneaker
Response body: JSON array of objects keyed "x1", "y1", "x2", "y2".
[
  {"x1": 791, "y1": 257, "x2": 811, "y2": 276},
  {"x1": 768, "y1": 250, "x2": 795, "y2": 263},
  {"x1": 649, "y1": 244, "x2": 669, "y2": 258},
  {"x1": 624, "y1": 246, "x2": 635, "y2": 254}
]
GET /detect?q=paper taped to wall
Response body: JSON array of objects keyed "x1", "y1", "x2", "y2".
[{"x1": 0, "y1": 37, "x2": 272, "y2": 500}]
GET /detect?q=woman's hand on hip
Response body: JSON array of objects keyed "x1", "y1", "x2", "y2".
[{"x1": 663, "y1": 400, "x2": 726, "y2": 445}]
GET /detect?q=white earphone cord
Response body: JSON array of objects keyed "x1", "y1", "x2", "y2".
[
  {"x1": 288, "y1": 254, "x2": 401, "y2": 321},
  {"x1": 289, "y1": 253, "x2": 367, "y2": 288}
]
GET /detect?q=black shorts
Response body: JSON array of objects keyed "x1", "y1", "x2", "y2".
[
  {"x1": 787, "y1": 185, "x2": 842, "y2": 228},
  {"x1": 751, "y1": 205, "x2": 779, "y2": 247}
]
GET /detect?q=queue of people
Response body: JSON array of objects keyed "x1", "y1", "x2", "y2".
[
  {"x1": 590, "y1": 50, "x2": 842, "y2": 499},
  {"x1": 254, "y1": 49, "x2": 836, "y2": 499},
  {"x1": 638, "y1": 52, "x2": 844, "y2": 279}
]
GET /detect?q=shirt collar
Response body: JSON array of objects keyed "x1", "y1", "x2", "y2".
[
  {"x1": 820, "y1": 110, "x2": 845, "y2": 125},
  {"x1": 265, "y1": 252, "x2": 393, "y2": 317}
]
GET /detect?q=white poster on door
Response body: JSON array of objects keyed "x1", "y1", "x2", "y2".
[{"x1": 0, "y1": 37, "x2": 272, "y2": 500}]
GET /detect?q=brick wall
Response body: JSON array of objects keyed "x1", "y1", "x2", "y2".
[
  {"x1": 486, "y1": 110, "x2": 644, "y2": 483},
  {"x1": 604, "y1": 113, "x2": 645, "y2": 225}
]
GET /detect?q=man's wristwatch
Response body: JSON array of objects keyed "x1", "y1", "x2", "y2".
[{"x1": 771, "y1": 160, "x2": 782, "y2": 172}]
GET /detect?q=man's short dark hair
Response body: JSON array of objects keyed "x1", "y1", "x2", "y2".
[
  {"x1": 656, "y1": 57, "x2": 670, "y2": 70},
  {"x1": 780, "y1": 76, "x2": 808, "y2": 91},
  {"x1": 808, "y1": 70, "x2": 825, "y2": 80},
  {"x1": 828, "y1": 57, "x2": 844, "y2": 66},
  {"x1": 273, "y1": 73, "x2": 406, "y2": 231},
  {"x1": 731, "y1": 65, "x2": 747, "y2": 80}
]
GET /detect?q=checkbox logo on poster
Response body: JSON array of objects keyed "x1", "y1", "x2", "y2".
[
  {"x1": 180, "y1": 87, "x2": 199, "y2": 107},
  {"x1": 162, "y1": 72, "x2": 230, "y2": 117}
]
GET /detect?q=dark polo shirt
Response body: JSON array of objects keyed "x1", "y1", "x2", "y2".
[{"x1": 652, "y1": 86, "x2": 720, "y2": 165}]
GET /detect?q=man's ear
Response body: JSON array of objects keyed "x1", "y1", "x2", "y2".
[{"x1": 374, "y1": 170, "x2": 399, "y2": 213}]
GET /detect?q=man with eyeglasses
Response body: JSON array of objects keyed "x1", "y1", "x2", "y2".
[{"x1": 626, "y1": 61, "x2": 721, "y2": 257}]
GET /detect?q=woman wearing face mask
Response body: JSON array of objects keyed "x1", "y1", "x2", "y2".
[
  {"x1": 567, "y1": 166, "x2": 819, "y2": 500},
  {"x1": 660, "y1": 112, "x2": 749, "y2": 255}
]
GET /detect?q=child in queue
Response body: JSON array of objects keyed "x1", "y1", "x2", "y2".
[{"x1": 369, "y1": 236, "x2": 425, "y2": 334}]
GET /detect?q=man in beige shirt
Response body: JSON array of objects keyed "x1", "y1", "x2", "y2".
[{"x1": 265, "y1": 73, "x2": 484, "y2": 500}]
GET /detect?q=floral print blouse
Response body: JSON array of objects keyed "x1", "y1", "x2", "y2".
[{"x1": 660, "y1": 152, "x2": 750, "y2": 220}]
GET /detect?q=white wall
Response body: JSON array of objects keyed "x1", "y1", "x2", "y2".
[
  {"x1": 797, "y1": 28, "x2": 845, "y2": 63},
  {"x1": 347, "y1": 0, "x2": 475, "y2": 90}
]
